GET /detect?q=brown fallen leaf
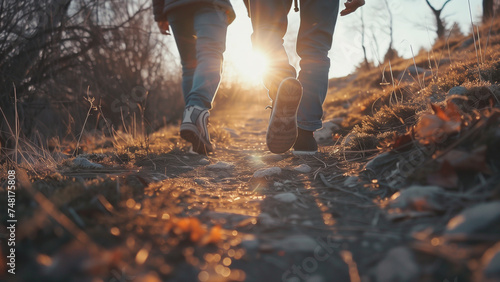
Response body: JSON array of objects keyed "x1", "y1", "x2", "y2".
[
  {"x1": 381, "y1": 131, "x2": 414, "y2": 151},
  {"x1": 415, "y1": 101, "x2": 463, "y2": 144},
  {"x1": 172, "y1": 217, "x2": 207, "y2": 242},
  {"x1": 201, "y1": 225, "x2": 223, "y2": 245}
]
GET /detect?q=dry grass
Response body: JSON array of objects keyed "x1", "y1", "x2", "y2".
[{"x1": 325, "y1": 17, "x2": 500, "y2": 157}]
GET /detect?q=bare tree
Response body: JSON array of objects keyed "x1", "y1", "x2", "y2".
[
  {"x1": 424, "y1": 0, "x2": 454, "y2": 40},
  {"x1": 360, "y1": 8, "x2": 370, "y2": 70},
  {"x1": 0, "y1": 0, "x2": 181, "y2": 153},
  {"x1": 383, "y1": 0, "x2": 398, "y2": 61}
]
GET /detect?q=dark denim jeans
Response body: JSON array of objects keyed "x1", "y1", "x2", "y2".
[
  {"x1": 167, "y1": 5, "x2": 229, "y2": 110},
  {"x1": 249, "y1": 0, "x2": 339, "y2": 131}
]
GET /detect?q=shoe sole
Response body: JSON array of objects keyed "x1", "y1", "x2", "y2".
[
  {"x1": 266, "y1": 78, "x2": 303, "y2": 154},
  {"x1": 180, "y1": 123, "x2": 213, "y2": 155}
]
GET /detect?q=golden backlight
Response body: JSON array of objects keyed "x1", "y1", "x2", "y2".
[{"x1": 224, "y1": 49, "x2": 268, "y2": 86}]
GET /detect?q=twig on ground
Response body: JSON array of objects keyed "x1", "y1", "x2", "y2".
[{"x1": 319, "y1": 173, "x2": 372, "y2": 201}]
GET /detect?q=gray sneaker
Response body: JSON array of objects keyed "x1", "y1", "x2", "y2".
[
  {"x1": 180, "y1": 105, "x2": 213, "y2": 155},
  {"x1": 266, "y1": 77, "x2": 303, "y2": 154}
]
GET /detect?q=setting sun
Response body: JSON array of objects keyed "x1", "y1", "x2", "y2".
[{"x1": 231, "y1": 50, "x2": 268, "y2": 85}]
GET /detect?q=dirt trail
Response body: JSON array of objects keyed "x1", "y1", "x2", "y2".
[
  {"x1": 6, "y1": 105, "x2": 474, "y2": 282},
  {"x1": 122, "y1": 105, "x2": 397, "y2": 282}
]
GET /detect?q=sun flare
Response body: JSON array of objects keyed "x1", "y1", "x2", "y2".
[
  {"x1": 237, "y1": 51, "x2": 268, "y2": 84},
  {"x1": 223, "y1": 13, "x2": 270, "y2": 86}
]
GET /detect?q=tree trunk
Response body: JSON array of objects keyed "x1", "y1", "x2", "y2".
[
  {"x1": 483, "y1": 0, "x2": 494, "y2": 23},
  {"x1": 425, "y1": 0, "x2": 453, "y2": 40},
  {"x1": 360, "y1": 8, "x2": 370, "y2": 70},
  {"x1": 436, "y1": 11, "x2": 445, "y2": 39}
]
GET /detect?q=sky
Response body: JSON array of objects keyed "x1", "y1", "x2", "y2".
[{"x1": 222, "y1": 0, "x2": 484, "y2": 79}]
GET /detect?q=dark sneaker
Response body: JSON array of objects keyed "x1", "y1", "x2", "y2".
[
  {"x1": 293, "y1": 128, "x2": 318, "y2": 155},
  {"x1": 266, "y1": 77, "x2": 303, "y2": 154},
  {"x1": 180, "y1": 105, "x2": 213, "y2": 155}
]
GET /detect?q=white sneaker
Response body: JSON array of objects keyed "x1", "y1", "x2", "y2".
[{"x1": 180, "y1": 106, "x2": 213, "y2": 155}]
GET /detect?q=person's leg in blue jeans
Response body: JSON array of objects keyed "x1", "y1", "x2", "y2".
[
  {"x1": 249, "y1": 0, "x2": 303, "y2": 154},
  {"x1": 291, "y1": 0, "x2": 338, "y2": 154},
  {"x1": 296, "y1": 0, "x2": 338, "y2": 131},
  {"x1": 167, "y1": 5, "x2": 229, "y2": 154},
  {"x1": 168, "y1": 5, "x2": 228, "y2": 110},
  {"x1": 249, "y1": 0, "x2": 296, "y2": 100}
]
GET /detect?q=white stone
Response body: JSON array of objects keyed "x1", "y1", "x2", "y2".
[
  {"x1": 389, "y1": 185, "x2": 446, "y2": 212},
  {"x1": 253, "y1": 167, "x2": 281, "y2": 178},
  {"x1": 294, "y1": 164, "x2": 312, "y2": 173},
  {"x1": 207, "y1": 161, "x2": 235, "y2": 170},
  {"x1": 445, "y1": 201, "x2": 500, "y2": 235},
  {"x1": 315, "y1": 121, "x2": 340, "y2": 143},
  {"x1": 374, "y1": 247, "x2": 419, "y2": 282},
  {"x1": 273, "y1": 192, "x2": 297, "y2": 203},
  {"x1": 277, "y1": 234, "x2": 318, "y2": 252},
  {"x1": 257, "y1": 213, "x2": 275, "y2": 225},
  {"x1": 198, "y1": 158, "x2": 210, "y2": 165}
]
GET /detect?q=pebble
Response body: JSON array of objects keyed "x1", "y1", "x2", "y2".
[
  {"x1": 445, "y1": 201, "x2": 500, "y2": 236},
  {"x1": 253, "y1": 167, "x2": 281, "y2": 178},
  {"x1": 302, "y1": 220, "x2": 313, "y2": 226},
  {"x1": 273, "y1": 182, "x2": 284, "y2": 187},
  {"x1": 447, "y1": 86, "x2": 468, "y2": 96},
  {"x1": 481, "y1": 242, "x2": 500, "y2": 281},
  {"x1": 72, "y1": 157, "x2": 103, "y2": 169},
  {"x1": 198, "y1": 158, "x2": 210, "y2": 165},
  {"x1": 241, "y1": 238, "x2": 259, "y2": 250},
  {"x1": 207, "y1": 161, "x2": 235, "y2": 170},
  {"x1": 257, "y1": 213, "x2": 275, "y2": 225},
  {"x1": 365, "y1": 152, "x2": 399, "y2": 173},
  {"x1": 389, "y1": 185, "x2": 446, "y2": 212},
  {"x1": 277, "y1": 234, "x2": 318, "y2": 252},
  {"x1": 373, "y1": 247, "x2": 419, "y2": 282},
  {"x1": 194, "y1": 178, "x2": 208, "y2": 185},
  {"x1": 273, "y1": 192, "x2": 297, "y2": 203},
  {"x1": 294, "y1": 164, "x2": 312, "y2": 173},
  {"x1": 314, "y1": 121, "x2": 340, "y2": 143}
]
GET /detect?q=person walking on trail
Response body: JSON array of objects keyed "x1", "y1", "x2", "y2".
[
  {"x1": 152, "y1": 0, "x2": 235, "y2": 155},
  {"x1": 247, "y1": 0, "x2": 365, "y2": 155}
]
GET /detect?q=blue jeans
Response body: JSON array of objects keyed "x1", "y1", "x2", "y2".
[
  {"x1": 249, "y1": 0, "x2": 339, "y2": 131},
  {"x1": 167, "y1": 5, "x2": 228, "y2": 110}
]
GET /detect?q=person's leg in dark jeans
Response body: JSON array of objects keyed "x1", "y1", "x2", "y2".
[
  {"x1": 293, "y1": 0, "x2": 339, "y2": 154},
  {"x1": 168, "y1": 5, "x2": 229, "y2": 154},
  {"x1": 249, "y1": 0, "x2": 302, "y2": 154},
  {"x1": 249, "y1": 0, "x2": 296, "y2": 100}
]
